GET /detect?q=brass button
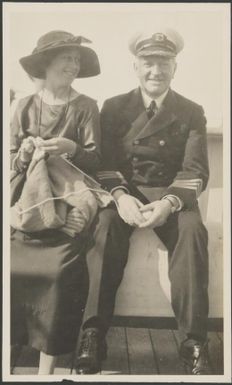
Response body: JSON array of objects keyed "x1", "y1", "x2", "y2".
[
  {"x1": 133, "y1": 169, "x2": 139, "y2": 175},
  {"x1": 158, "y1": 171, "x2": 163, "y2": 176},
  {"x1": 159, "y1": 140, "x2": 165, "y2": 146},
  {"x1": 133, "y1": 140, "x2": 140, "y2": 145},
  {"x1": 133, "y1": 157, "x2": 139, "y2": 162}
]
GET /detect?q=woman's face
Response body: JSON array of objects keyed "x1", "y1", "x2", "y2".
[{"x1": 45, "y1": 47, "x2": 80, "y2": 87}]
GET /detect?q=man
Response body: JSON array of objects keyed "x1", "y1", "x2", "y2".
[{"x1": 76, "y1": 28, "x2": 210, "y2": 375}]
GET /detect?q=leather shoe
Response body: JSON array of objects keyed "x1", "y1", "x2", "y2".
[
  {"x1": 180, "y1": 338, "x2": 211, "y2": 375},
  {"x1": 76, "y1": 328, "x2": 107, "y2": 374}
]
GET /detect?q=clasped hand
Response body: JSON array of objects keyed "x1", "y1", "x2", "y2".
[
  {"x1": 139, "y1": 200, "x2": 173, "y2": 228},
  {"x1": 117, "y1": 194, "x2": 145, "y2": 226},
  {"x1": 117, "y1": 194, "x2": 172, "y2": 228}
]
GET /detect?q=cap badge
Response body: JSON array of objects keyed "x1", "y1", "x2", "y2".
[{"x1": 152, "y1": 33, "x2": 166, "y2": 42}]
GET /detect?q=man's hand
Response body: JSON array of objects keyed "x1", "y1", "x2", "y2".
[
  {"x1": 37, "y1": 137, "x2": 77, "y2": 156},
  {"x1": 139, "y1": 199, "x2": 173, "y2": 228},
  {"x1": 116, "y1": 193, "x2": 146, "y2": 226}
]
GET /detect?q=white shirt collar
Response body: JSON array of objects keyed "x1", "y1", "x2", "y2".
[{"x1": 141, "y1": 88, "x2": 169, "y2": 110}]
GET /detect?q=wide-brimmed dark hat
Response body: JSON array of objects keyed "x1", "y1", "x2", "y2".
[{"x1": 19, "y1": 30, "x2": 100, "y2": 79}]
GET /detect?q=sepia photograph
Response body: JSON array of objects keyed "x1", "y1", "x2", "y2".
[{"x1": 2, "y1": 2, "x2": 231, "y2": 382}]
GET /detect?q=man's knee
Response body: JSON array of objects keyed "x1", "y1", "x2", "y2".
[
  {"x1": 97, "y1": 208, "x2": 119, "y2": 228},
  {"x1": 169, "y1": 210, "x2": 209, "y2": 286},
  {"x1": 178, "y1": 210, "x2": 207, "y2": 237},
  {"x1": 92, "y1": 208, "x2": 120, "y2": 236},
  {"x1": 93, "y1": 208, "x2": 131, "y2": 248}
]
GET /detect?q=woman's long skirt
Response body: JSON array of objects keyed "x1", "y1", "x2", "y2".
[{"x1": 11, "y1": 229, "x2": 89, "y2": 355}]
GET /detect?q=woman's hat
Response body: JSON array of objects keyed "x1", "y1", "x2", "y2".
[{"x1": 19, "y1": 30, "x2": 100, "y2": 79}]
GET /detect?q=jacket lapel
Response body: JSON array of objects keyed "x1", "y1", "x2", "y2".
[
  {"x1": 121, "y1": 88, "x2": 148, "y2": 144},
  {"x1": 135, "y1": 89, "x2": 178, "y2": 140},
  {"x1": 122, "y1": 88, "x2": 145, "y2": 122}
]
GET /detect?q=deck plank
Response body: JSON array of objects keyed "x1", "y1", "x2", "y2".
[
  {"x1": 11, "y1": 345, "x2": 23, "y2": 373},
  {"x1": 172, "y1": 329, "x2": 186, "y2": 348},
  {"x1": 171, "y1": 330, "x2": 188, "y2": 374},
  {"x1": 54, "y1": 367, "x2": 72, "y2": 374},
  {"x1": 56, "y1": 352, "x2": 73, "y2": 369},
  {"x1": 173, "y1": 330, "x2": 224, "y2": 375},
  {"x1": 126, "y1": 328, "x2": 158, "y2": 374},
  {"x1": 13, "y1": 366, "x2": 71, "y2": 375},
  {"x1": 101, "y1": 327, "x2": 129, "y2": 374},
  {"x1": 150, "y1": 329, "x2": 185, "y2": 374},
  {"x1": 13, "y1": 366, "x2": 38, "y2": 374},
  {"x1": 208, "y1": 331, "x2": 224, "y2": 374},
  {"x1": 12, "y1": 347, "x2": 73, "y2": 374},
  {"x1": 11, "y1": 328, "x2": 224, "y2": 376}
]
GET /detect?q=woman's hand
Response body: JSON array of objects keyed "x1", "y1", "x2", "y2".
[
  {"x1": 37, "y1": 137, "x2": 77, "y2": 156},
  {"x1": 116, "y1": 194, "x2": 146, "y2": 226},
  {"x1": 138, "y1": 200, "x2": 173, "y2": 228},
  {"x1": 19, "y1": 136, "x2": 35, "y2": 163}
]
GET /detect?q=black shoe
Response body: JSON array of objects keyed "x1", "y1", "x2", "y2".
[
  {"x1": 76, "y1": 328, "x2": 107, "y2": 374},
  {"x1": 180, "y1": 338, "x2": 211, "y2": 375}
]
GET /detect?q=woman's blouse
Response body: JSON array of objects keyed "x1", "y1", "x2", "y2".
[{"x1": 10, "y1": 93, "x2": 101, "y2": 174}]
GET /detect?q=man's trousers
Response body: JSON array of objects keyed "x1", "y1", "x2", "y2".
[{"x1": 84, "y1": 201, "x2": 209, "y2": 341}]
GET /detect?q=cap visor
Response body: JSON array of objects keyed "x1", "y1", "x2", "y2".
[{"x1": 137, "y1": 49, "x2": 176, "y2": 58}]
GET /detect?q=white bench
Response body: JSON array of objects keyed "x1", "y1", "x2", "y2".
[{"x1": 114, "y1": 220, "x2": 223, "y2": 318}]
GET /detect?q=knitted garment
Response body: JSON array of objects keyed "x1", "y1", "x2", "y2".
[{"x1": 11, "y1": 151, "x2": 112, "y2": 235}]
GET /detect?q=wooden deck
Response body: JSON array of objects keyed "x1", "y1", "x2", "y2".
[{"x1": 11, "y1": 327, "x2": 223, "y2": 375}]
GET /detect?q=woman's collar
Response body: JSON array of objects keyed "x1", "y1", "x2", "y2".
[{"x1": 38, "y1": 87, "x2": 79, "y2": 105}]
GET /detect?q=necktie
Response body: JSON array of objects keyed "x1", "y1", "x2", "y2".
[{"x1": 146, "y1": 100, "x2": 157, "y2": 119}]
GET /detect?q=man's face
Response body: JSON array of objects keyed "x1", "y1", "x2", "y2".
[{"x1": 134, "y1": 55, "x2": 177, "y2": 98}]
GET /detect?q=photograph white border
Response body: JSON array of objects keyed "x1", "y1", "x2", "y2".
[{"x1": 2, "y1": 2, "x2": 231, "y2": 383}]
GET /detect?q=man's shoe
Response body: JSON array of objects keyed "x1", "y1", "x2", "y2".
[
  {"x1": 76, "y1": 328, "x2": 107, "y2": 374},
  {"x1": 180, "y1": 338, "x2": 211, "y2": 375}
]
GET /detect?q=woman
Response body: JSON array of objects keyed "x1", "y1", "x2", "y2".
[{"x1": 10, "y1": 30, "x2": 101, "y2": 374}]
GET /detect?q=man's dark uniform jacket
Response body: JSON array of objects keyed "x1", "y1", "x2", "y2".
[
  {"x1": 85, "y1": 87, "x2": 209, "y2": 342},
  {"x1": 98, "y1": 87, "x2": 209, "y2": 208}
]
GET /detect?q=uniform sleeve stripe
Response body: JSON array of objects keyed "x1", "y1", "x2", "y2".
[
  {"x1": 171, "y1": 181, "x2": 202, "y2": 186},
  {"x1": 97, "y1": 175, "x2": 118, "y2": 179},
  {"x1": 170, "y1": 179, "x2": 203, "y2": 198},
  {"x1": 115, "y1": 172, "x2": 127, "y2": 183},
  {"x1": 174, "y1": 178, "x2": 203, "y2": 182},
  {"x1": 97, "y1": 172, "x2": 118, "y2": 175},
  {"x1": 171, "y1": 183, "x2": 201, "y2": 189},
  {"x1": 97, "y1": 173, "x2": 121, "y2": 177},
  {"x1": 170, "y1": 183, "x2": 202, "y2": 191},
  {"x1": 97, "y1": 171, "x2": 127, "y2": 184}
]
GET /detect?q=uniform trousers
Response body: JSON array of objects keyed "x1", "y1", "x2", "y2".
[{"x1": 84, "y1": 192, "x2": 209, "y2": 341}]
